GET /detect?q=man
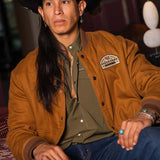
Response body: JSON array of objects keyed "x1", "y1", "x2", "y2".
[{"x1": 7, "y1": 0, "x2": 160, "y2": 159}]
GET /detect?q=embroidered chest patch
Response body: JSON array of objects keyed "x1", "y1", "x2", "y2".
[{"x1": 100, "y1": 55, "x2": 120, "y2": 69}]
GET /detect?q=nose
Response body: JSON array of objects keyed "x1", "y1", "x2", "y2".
[{"x1": 54, "y1": 3, "x2": 63, "y2": 15}]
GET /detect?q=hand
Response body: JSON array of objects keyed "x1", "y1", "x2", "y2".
[
  {"x1": 33, "y1": 142, "x2": 70, "y2": 160},
  {"x1": 117, "y1": 114, "x2": 152, "y2": 151}
]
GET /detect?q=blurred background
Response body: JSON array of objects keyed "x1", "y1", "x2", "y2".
[{"x1": 0, "y1": 0, "x2": 160, "y2": 113}]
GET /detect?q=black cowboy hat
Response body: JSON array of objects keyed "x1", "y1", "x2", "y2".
[
  {"x1": 17, "y1": 0, "x2": 40, "y2": 13},
  {"x1": 17, "y1": 0, "x2": 101, "y2": 14}
]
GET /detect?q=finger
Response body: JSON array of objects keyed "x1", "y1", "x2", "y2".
[
  {"x1": 132, "y1": 122, "x2": 144, "y2": 146},
  {"x1": 40, "y1": 155, "x2": 52, "y2": 160},
  {"x1": 54, "y1": 146, "x2": 70, "y2": 160},
  {"x1": 40, "y1": 149, "x2": 61, "y2": 160},
  {"x1": 35, "y1": 154, "x2": 42, "y2": 160},
  {"x1": 42, "y1": 156, "x2": 54, "y2": 160},
  {"x1": 46, "y1": 156, "x2": 56, "y2": 160},
  {"x1": 127, "y1": 122, "x2": 138, "y2": 149},
  {"x1": 122, "y1": 121, "x2": 133, "y2": 150},
  {"x1": 118, "y1": 120, "x2": 127, "y2": 149},
  {"x1": 45, "y1": 151, "x2": 62, "y2": 160},
  {"x1": 50, "y1": 153, "x2": 62, "y2": 160}
]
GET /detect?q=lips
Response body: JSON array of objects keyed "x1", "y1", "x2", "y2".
[{"x1": 54, "y1": 19, "x2": 65, "y2": 24}]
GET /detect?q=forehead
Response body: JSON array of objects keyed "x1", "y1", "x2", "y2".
[{"x1": 42, "y1": 0, "x2": 76, "y2": 2}]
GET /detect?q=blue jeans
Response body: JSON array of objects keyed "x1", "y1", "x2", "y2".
[{"x1": 64, "y1": 127, "x2": 160, "y2": 160}]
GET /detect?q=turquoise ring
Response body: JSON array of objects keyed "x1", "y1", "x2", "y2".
[{"x1": 119, "y1": 129, "x2": 124, "y2": 134}]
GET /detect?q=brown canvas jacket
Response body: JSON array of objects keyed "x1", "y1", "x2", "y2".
[{"x1": 7, "y1": 30, "x2": 160, "y2": 160}]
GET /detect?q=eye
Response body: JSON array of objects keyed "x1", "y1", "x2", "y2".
[
  {"x1": 45, "y1": 1, "x2": 52, "y2": 6},
  {"x1": 46, "y1": 2, "x2": 52, "y2": 6},
  {"x1": 62, "y1": 0, "x2": 69, "y2": 4}
]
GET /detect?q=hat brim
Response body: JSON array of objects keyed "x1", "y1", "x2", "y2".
[
  {"x1": 17, "y1": 0, "x2": 102, "y2": 14},
  {"x1": 17, "y1": 0, "x2": 39, "y2": 13}
]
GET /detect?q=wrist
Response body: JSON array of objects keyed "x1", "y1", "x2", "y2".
[
  {"x1": 32, "y1": 146, "x2": 39, "y2": 159},
  {"x1": 32, "y1": 142, "x2": 48, "y2": 158},
  {"x1": 136, "y1": 109, "x2": 156, "y2": 125}
]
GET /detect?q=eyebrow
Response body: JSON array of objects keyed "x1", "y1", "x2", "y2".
[{"x1": 43, "y1": 0, "x2": 54, "y2": 2}]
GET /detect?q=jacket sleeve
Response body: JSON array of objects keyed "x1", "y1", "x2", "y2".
[
  {"x1": 6, "y1": 70, "x2": 47, "y2": 160},
  {"x1": 122, "y1": 37, "x2": 160, "y2": 121}
]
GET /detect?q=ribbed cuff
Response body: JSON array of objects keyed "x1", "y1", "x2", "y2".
[
  {"x1": 141, "y1": 99, "x2": 160, "y2": 123},
  {"x1": 24, "y1": 137, "x2": 47, "y2": 160}
]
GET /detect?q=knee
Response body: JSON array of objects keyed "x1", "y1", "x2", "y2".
[
  {"x1": 139, "y1": 126, "x2": 160, "y2": 146},
  {"x1": 132, "y1": 126, "x2": 160, "y2": 159}
]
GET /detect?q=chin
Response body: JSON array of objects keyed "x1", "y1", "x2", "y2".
[
  {"x1": 52, "y1": 24, "x2": 78, "y2": 36},
  {"x1": 53, "y1": 27, "x2": 69, "y2": 34},
  {"x1": 55, "y1": 30, "x2": 69, "y2": 35}
]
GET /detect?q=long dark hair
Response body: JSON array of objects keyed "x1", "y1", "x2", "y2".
[{"x1": 36, "y1": 0, "x2": 81, "y2": 113}]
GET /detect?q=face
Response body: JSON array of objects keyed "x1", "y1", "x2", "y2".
[{"x1": 38, "y1": 0, "x2": 86, "y2": 38}]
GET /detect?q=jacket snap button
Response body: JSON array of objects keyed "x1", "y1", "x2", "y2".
[
  {"x1": 93, "y1": 76, "x2": 96, "y2": 80},
  {"x1": 101, "y1": 102, "x2": 105, "y2": 106},
  {"x1": 81, "y1": 55, "x2": 84, "y2": 58}
]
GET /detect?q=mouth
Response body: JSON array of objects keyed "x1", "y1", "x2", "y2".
[{"x1": 54, "y1": 19, "x2": 66, "y2": 24}]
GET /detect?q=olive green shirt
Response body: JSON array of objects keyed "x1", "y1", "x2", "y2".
[{"x1": 59, "y1": 32, "x2": 115, "y2": 150}]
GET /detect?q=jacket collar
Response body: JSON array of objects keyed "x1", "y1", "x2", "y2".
[{"x1": 80, "y1": 28, "x2": 89, "y2": 50}]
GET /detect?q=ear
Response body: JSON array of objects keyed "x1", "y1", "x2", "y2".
[
  {"x1": 38, "y1": 6, "x2": 44, "y2": 20},
  {"x1": 78, "y1": 0, "x2": 87, "y2": 16}
]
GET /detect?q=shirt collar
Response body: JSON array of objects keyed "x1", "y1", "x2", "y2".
[{"x1": 67, "y1": 31, "x2": 82, "y2": 56}]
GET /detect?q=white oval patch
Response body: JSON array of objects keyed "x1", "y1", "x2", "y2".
[{"x1": 100, "y1": 55, "x2": 120, "y2": 69}]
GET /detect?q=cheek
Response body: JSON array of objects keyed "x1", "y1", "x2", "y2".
[
  {"x1": 69, "y1": 11, "x2": 79, "y2": 23},
  {"x1": 43, "y1": 15, "x2": 51, "y2": 26},
  {"x1": 69, "y1": 16, "x2": 79, "y2": 27},
  {"x1": 42, "y1": 10, "x2": 53, "y2": 25}
]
